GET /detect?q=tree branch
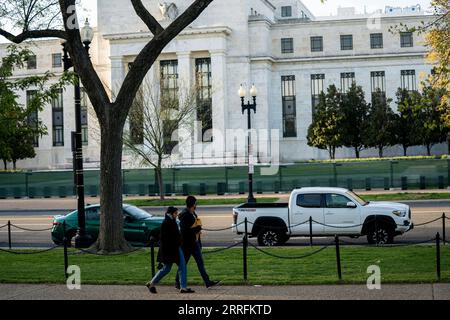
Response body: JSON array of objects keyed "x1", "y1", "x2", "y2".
[
  {"x1": 161, "y1": 0, "x2": 214, "y2": 41},
  {"x1": 130, "y1": 0, "x2": 164, "y2": 35},
  {"x1": 115, "y1": 0, "x2": 214, "y2": 123},
  {"x1": 0, "y1": 28, "x2": 67, "y2": 43},
  {"x1": 59, "y1": 0, "x2": 111, "y2": 125}
]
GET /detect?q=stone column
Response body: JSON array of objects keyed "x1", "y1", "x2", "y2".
[
  {"x1": 110, "y1": 56, "x2": 125, "y2": 102},
  {"x1": 176, "y1": 52, "x2": 194, "y2": 163},
  {"x1": 210, "y1": 50, "x2": 228, "y2": 164}
]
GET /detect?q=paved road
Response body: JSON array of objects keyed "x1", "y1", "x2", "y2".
[{"x1": 0, "y1": 201, "x2": 448, "y2": 248}]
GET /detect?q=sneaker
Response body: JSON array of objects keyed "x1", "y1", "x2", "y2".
[
  {"x1": 146, "y1": 282, "x2": 157, "y2": 294},
  {"x1": 180, "y1": 288, "x2": 195, "y2": 294},
  {"x1": 206, "y1": 280, "x2": 221, "y2": 289}
]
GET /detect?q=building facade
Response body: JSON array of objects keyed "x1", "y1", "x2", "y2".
[{"x1": 1, "y1": 0, "x2": 444, "y2": 170}]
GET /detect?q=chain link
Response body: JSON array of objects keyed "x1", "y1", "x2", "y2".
[
  {"x1": 338, "y1": 237, "x2": 437, "y2": 248},
  {"x1": 74, "y1": 247, "x2": 145, "y2": 256},
  {"x1": 10, "y1": 224, "x2": 54, "y2": 232},
  {"x1": 203, "y1": 221, "x2": 244, "y2": 232},
  {"x1": 203, "y1": 242, "x2": 243, "y2": 255},
  {"x1": 414, "y1": 217, "x2": 444, "y2": 227},
  {"x1": 248, "y1": 242, "x2": 330, "y2": 260},
  {"x1": 0, "y1": 246, "x2": 61, "y2": 255}
]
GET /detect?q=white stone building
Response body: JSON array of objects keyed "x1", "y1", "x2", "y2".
[{"x1": 0, "y1": 0, "x2": 444, "y2": 170}]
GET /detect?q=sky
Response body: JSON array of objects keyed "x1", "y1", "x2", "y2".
[
  {"x1": 301, "y1": 0, "x2": 433, "y2": 16},
  {"x1": 79, "y1": 0, "x2": 434, "y2": 26},
  {"x1": 0, "y1": 0, "x2": 434, "y2": 41}
]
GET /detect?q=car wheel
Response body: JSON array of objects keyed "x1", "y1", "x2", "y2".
[
  {"x1": 257, "y1": 229, "x2": 282, "y2": 246},
  {"x1": 367, "y1": 225, "x2": 394, "y2": 245}
]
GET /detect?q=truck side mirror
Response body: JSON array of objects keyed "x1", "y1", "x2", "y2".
[{"x1": 347, "y1": 202, "x2": 357, "y2": 208}]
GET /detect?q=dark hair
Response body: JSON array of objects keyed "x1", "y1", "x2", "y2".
[
  {"x1": 166, "y1": 206, "x2": 178, "y2": 215},
  {"x1": 186, "y1": 196, "x2": 197, "y2": 208}
]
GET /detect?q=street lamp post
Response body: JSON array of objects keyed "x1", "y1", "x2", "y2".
[
  {"x1": 390, "y1": 160, "x2": 399, "y2": 190},
  {"x1": 333, "y1": 163, "x2": 342, "y2": 187},
  {"x1": 62, "y1": 18, "x2": 94, "y2": 248},
  {"x1": 239, "y1": 84, "x2": 258, "y2": 204}
]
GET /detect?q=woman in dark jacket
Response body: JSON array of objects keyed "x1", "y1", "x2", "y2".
[{"x1": 146, "y1": 207, "x2": 194, "y2": 294}]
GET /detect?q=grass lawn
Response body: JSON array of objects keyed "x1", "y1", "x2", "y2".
[
  {"x1": 0, "y1": 245, "x2": 448, "y2": 285},
  {"x1": 124, "y1": 192, "x2": 450, "y2": 208},
  {"x1": 125, "y1": 197, "x2": 280, "y2": 207},
  {"x1": 362, "y1": 193, "x2": 450, "y2": 202}
]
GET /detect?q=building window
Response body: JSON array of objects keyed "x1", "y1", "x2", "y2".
[
  {"x1": 52, "y1": 53, "x2": 62, "y2": 68},
  {"x1": 160, "y1": 60, "x2": 180, "y2": 153},
  {"x1": 281, "y1": 6, "x2": 292, "y2": 17},
  {"x1": 311, "y1": 36, "x2": 323, "y2": 52},
  {"x1": 340, "y1": 35, "x2": 353, "y2": 50},
  {"x1": 52, "y1": 89, "x2": 64, "y2": 147},
  {"x1": 371, "y1": 71, "x2": 386, "y2": 101},
  {"x1": 160, "y1": 60, "x2": 179, "y2": 101},
  {"x1": 27, "y1": 55, "x2": 37, "y2": 69},
  {"x1": 26, "y1": 90, "x2": 39, "y2": 147},
  {"x1": 340, "y1": 72, "x2": 355, "y2": 93},
  {"x1": 311, "y1": 74, "x2": 325, "y2": 114},
  {"x1": 370, "y1": 33, "x2": 383, "y2": 49},
  {"x1": 400, "y1": 32, "x2": 413, "y2": 47},
  {"x1": 80, "y1": 88, "x2": 89, "y2": 146},
  {"x1": 401, "y1": 70, "x2": 417, "y2": 91},
  {"x1": 281, "y1": 75, "x2": 297, "y2": 138},
  {"x1": 281, "y1": 38, "x2": 294, "y2": 54},
  {"x1": 196, "y1": 58, "x2": 212, "y2": 143}
]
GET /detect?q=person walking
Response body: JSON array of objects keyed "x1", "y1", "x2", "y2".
[
  {"x1": 146, "y1": 207, "x2": 194, "y2": 294},
  {"x1": 176, "y1": 196, "x2": 220, "y2": 289}
]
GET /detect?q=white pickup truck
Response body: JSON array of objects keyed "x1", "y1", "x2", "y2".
[{"x1": 232, "y1": 187, "x2": 414, "y2": 246}]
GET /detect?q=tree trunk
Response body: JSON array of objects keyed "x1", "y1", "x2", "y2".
[
  {"x1": 12, "y1": 160, "x2": 16, "y2": 170},
  {"x1": 328, "y1": 147, "x2": 333, "y2": 160},
  {"x1": 403, "y1": 145, "x2": 408, "y2": 157},
  {"x1": 92, "y1": 118, "x2": 130, "y2": 253},
  {"x1": 426, "y1": 144, "x2": 432, "y2": 156},
  {"x1": 2, "y1": 160, "x2": 6, "y2": 170},
  {"x1": 156, "y1": 167, "x2": 165, "y2": 200},
  {"x1": 354, "y1": 147, "x2": 360, "y2": 159},
  {"x1": 332, "y1": 147, "x2": 336, "y2": 160},
  {"x1": 379, "y1": 147, "x2": 383, "y2": 158}
]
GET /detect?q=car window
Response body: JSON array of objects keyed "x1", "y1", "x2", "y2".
[
  {"x1": 326, "y1": 194, "x2": 352, "y2": 208},
  {"x1": 297, "y1": 194, "x2": 322, "y2": 208},
  {"x1": 124, "y1": 206, "x2": 152, "y2": 220},
  {"x1": 86, "y1": 207, "x2": 100, "y2": 220}
]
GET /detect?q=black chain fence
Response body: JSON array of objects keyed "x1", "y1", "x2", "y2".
[
  {"x1": 248, "y1": 242, "x2": 331, "y2": 260},
  {"x1": 0, "y1": 213, "x2": 448, "y2": 283}
]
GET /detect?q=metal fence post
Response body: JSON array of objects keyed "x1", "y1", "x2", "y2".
[
  {"x1": 243, "y1": 218, "x2": 248, "y2": 282},
  {"x1": 443, "y1": 213, "x2": 446, "y2": 246},
  {"x1": 25, "y1": 172, "x2": 29, "y2": 198},
  {"x1": 150, "y1": 239, "x2": 156, "y2": 278},
  {"x1": 309, "y1": 216, "x2": 313, "y2": 247},
  {"x1": 335, "y1": 235, "x2": 342, "y2": 280},
  {"x1": 63, "y1": 221, "x2": 69, "y2": 280},
  {"x1": 436, "y1": 232, "x2": 441, "y2": 281},
  {"x1": 7, "y1": 220, "x2": 11, "y2": 249}
]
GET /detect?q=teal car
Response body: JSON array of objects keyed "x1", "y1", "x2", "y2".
[{"x1": 51, "y1": 204, "x2": 164, "y2": 247}]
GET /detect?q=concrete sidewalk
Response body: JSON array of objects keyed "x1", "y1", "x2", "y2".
[
  {"x1": 1, "y1": 189, "x2": 450, "y2": 211},
  {"x1": 1, "y1": 283, "x2": 449, "y2": 300}
]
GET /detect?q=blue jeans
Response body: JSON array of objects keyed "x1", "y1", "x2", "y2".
[
  {"x1": 176, "y1": 241, "x2": 210, "y2": 287},
  {"x1": 151, "y1": 247, "x2": 187, "y2": 289}
]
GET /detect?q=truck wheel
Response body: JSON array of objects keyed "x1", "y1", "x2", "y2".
[
  {"x1": 367, "y1": 225, "x2": 394, "y2": 245},
  {"x1": 257, "y1": 229, "x2": 282, "y2": 246}
]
